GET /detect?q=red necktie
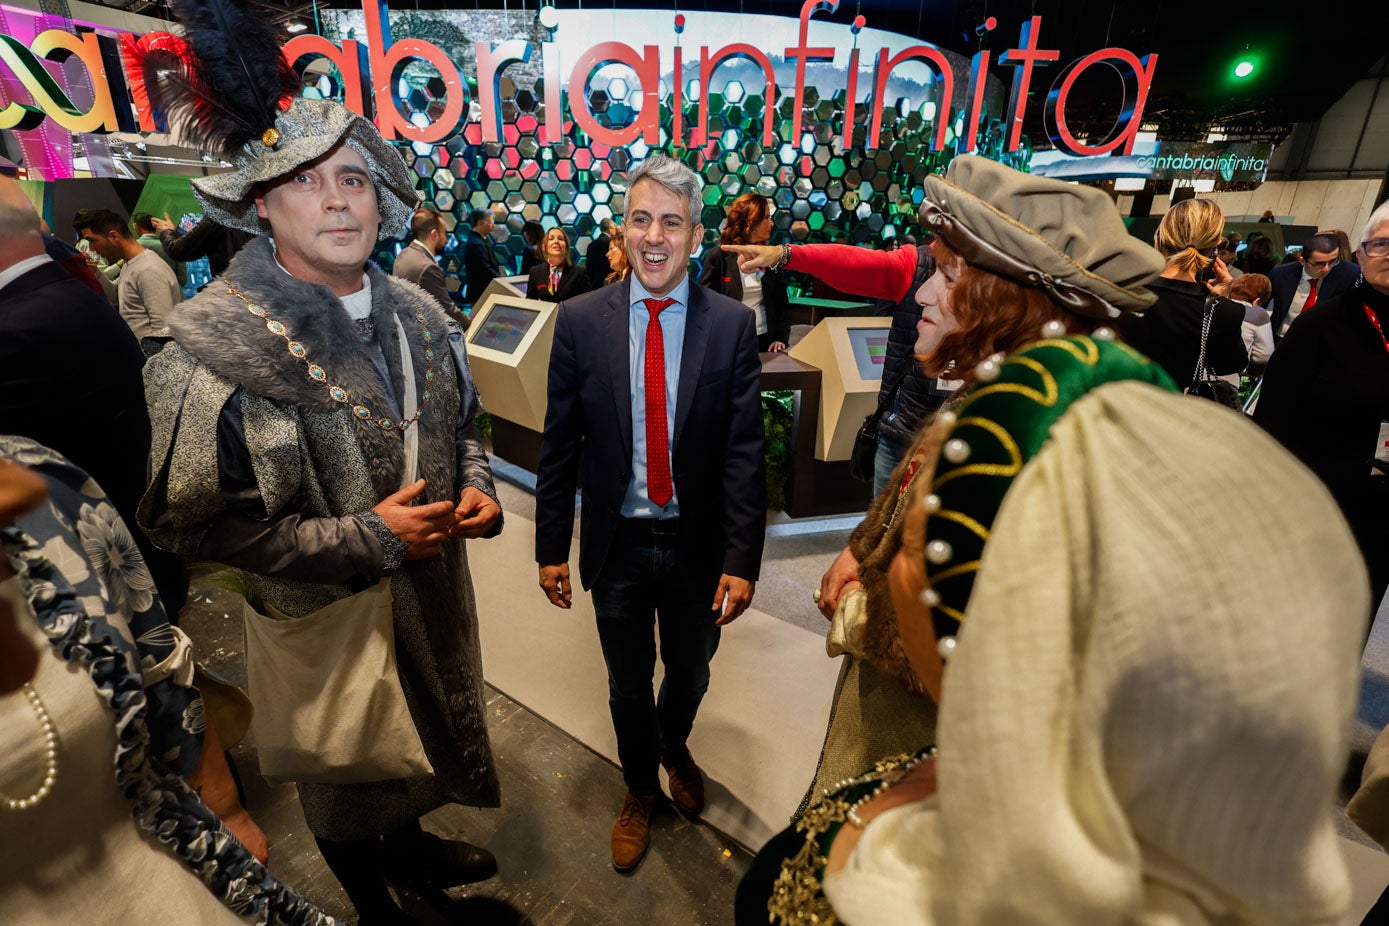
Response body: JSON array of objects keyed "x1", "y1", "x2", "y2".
[
  {"x1": 643, "y1": 297, "x2": 677, "y2": 508},
  {"x1": 1304, "y1": 278, "x2": 1318, "y2": 312}
]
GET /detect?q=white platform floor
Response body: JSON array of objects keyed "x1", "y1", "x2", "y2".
[{"x1": 475, "y1": 466, "x2": 1389, "y2": 923}]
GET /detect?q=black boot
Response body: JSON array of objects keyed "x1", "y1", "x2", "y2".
[
  {"x1": 382, "y1": 819, "x2": 498, "y2": 891},
  {"x1": 315, "y1": 834, "x2": 415, "y2": 925}
]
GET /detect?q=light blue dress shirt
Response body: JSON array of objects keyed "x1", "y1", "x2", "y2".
[{"x1": 620, "y1": 273, "x2": 689, "y2": 518}]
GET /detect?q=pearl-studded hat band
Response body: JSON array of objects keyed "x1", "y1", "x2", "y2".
[{"x1": 917, "y1": 335, "x2": 1175, "y2": 645}]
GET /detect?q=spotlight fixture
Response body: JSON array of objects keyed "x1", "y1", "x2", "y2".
[{"x1": 287, "y1": 22, "x2": 309, "y2": 34}]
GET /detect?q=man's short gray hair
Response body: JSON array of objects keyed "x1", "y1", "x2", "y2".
[
  {"x1": 1360, "y1": 201, "x2": 1389, "y2": 248},
  {"x1": 625, "y1": 154, "x2": 702, "y2": 227}
]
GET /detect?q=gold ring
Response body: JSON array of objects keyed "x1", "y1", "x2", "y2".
[{"x1": 812, "y1": 589, "x2": 822, "y2": 602}]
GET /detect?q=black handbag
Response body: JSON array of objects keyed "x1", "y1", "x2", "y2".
[
  {"x1": 1184, "y1": 296, "x2": 1243, "y2": 411},
  {"x1": 850, "y1": 364, "x2": 911, "y2": 482}
]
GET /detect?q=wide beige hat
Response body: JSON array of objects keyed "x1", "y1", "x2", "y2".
[
  {"x1": 919, "y1": 155, "x2": 1164, "y2": 318},
  {"x1": 191, "y1": 98, "x2": 418, "y2": 241}
]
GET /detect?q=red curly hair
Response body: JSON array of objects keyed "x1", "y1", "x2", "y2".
[
  {"x1": 720, "y1": 193, "x2": 771, "y2": 245},
  {"x1": 919, "y1": 239, "x2": 1104, "y2": 383}
]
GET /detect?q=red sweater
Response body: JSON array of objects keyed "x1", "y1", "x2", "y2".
[{"x1": 786, "y1": 244, "x2": 919, "y2": 304}]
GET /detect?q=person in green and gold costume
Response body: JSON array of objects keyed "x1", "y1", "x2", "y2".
[{"x1": 735, "y1": 157, "x2": 1370, "y2": 926}]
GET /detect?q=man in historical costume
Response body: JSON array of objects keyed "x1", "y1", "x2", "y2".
[{"x1": 136, "y1": 87, "x2": 505, "y2": 925}]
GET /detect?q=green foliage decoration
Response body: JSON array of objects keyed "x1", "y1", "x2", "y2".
[{"x1": 762, "y1": 389, "x2": 794, "y2": 512}]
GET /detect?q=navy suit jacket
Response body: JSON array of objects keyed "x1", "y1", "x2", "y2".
[
  {"x1": 534, "y1": 277, "x2": 766, "y2": 590},
  {"x1": 462, "y1": 230, "x2": 502, "y2": 303},
  {"x1": 0, "y1": 260, "x2": 149, "y2": 527},
  {"x1": 1269, "y1": 260, "x2": 1360, "y2": 337}
]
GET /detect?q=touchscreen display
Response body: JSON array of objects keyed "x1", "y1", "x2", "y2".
[
  {"x1": 846, "y1": 327, "x2": 889, "y2": 381},
  {"x1": 472, "y1": 304, "x2": 540, "y2": 355}
]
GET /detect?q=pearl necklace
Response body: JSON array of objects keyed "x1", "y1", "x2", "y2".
[
  {"x1": 835, "y1": 746, "x2": 936, "y2": 828},
  {"x1": 225, "y1": 283, "x2": 438, "y2": 433},
  {"x1": 1, "y1": 683, "x2": 59, "y2": 811}
]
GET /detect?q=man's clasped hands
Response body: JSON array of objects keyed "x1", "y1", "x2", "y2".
[{"x1": 373, "y1": 480, "x2": 500, "y2": 559}]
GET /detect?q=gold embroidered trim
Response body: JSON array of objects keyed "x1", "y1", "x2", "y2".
[{"x1": 766, "y1": 751, "x2": 922, "y2": 925}]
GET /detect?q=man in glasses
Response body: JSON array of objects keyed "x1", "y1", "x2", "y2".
[
  {"x1": 1255, "y1": 205, "x2": 1389, "y2": 629},
  {"x1": 1270, "y1": 232, "x2": 1362, "y2": 339}
]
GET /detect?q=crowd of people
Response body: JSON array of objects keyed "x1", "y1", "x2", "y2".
[{"x1": 4, "y1": 6, "x2": 1389, "y2": 925}]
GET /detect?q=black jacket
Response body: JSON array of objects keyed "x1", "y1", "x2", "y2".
[
  {"x1": 1254, "y1": 281, "x2": 1389, "y2": 605},
  {"x1": 535, "y1": 278, "x2": 766, "y2": 589},
  {"x1": 585, "y1": 234, "x2": 613, "y2": 290},
  {"x1": 875, "y1": 245, "x2": 943, "y2": 448},
  {"x1": 698, "y1": 247, "x2": 791, "y2": 345},
  {"x1": 158, "y1": 217, "x2": 253, "y2": 278},
  {"x1": 463, "y1": 230, "x2": 501, "y2": 303},
  {"x1": 526, "y1": 262, "x2": 592, "y2": 303},
  {"x1": 1116, "y1": 277, "x2": 1248, "y2": 390},
  {"x1": 0, "y1": 260, "x2": 149, "y2": 524},
  {"x1": 0, "y1": 259, "x2": 190, "y2": 613}
]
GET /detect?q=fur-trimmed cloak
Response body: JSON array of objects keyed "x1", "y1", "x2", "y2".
[{"x1": 140, "y1": 238, "x2": 500, "y2": 839}]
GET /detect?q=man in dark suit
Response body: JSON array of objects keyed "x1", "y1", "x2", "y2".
[
  {"x1": 0, "y1": 177, "x2": 184, "y2": 612},
  {"x1": 395, "y1": 207, "x2": 466, "y2": 327},
  {"x1": 534, "y1": 155, "x2": 765, "y2": 874},
  {"x1": 1270, "y1": 232, "x2": 1361, "y2": 339},
  {"x1": 462, "y1": 207, "x2": 501, "y2": 305},
  {"x1": 585, "y1": 217, "x2": 619, "y2": 289}
]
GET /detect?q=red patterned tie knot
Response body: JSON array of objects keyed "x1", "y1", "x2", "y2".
[{"x1": 641, "y1": 297, "x2": 678, "y2": 509}]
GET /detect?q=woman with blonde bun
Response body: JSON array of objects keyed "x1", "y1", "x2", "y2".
[{"x1": 1117, "y1": 198, "x2": 1248, "y2": 389}]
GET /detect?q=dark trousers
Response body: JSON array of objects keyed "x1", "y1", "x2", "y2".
[{"x1": 592, "y1": 522, "x2": 722, "y2": 796}]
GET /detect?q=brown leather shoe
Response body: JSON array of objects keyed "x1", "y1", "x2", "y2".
[
  {"x1": 661, "y1": 748, "x2": 705, "y2": 815},
  {"x1": 611, "y1": 791, "x2": 658, "y2": 874}
]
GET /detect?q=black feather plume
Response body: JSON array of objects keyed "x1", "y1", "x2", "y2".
[{"x1": 136, "y1": 0, "x2": 298, "y2": 155}]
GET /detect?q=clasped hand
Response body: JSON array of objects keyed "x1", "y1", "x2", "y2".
[{"x1": 373, "y1": 479, "x2": 500, "y2": 559}]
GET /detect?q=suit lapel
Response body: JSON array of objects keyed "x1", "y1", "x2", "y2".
[
  {"x1": 606, "y1": 279, "x2": 633, "y2": 455},
  {"x1": 673, "y1": 282, "x2": 711, "y2": 450}
]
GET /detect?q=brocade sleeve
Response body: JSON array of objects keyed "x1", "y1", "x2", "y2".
[{"x1": 195, "y1": 391, "x2": 407, "y2": 584}]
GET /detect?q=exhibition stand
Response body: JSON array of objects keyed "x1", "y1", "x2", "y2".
[
  {"x1": 469, "y1": 314, "x2": 885, "y2": 517},
  {"x1": 464, "y1": 291, "x2": 559, "y2": 472},
  {"x1": 785, "y1": 317, "x2": 892, "y2": 461}
]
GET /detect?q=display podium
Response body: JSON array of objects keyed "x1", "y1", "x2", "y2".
[
  {"x1": 472, "y1": 274, "x2": 529, "y2": 309},
  {"x1": 465, "y1": 292, "x2": 557, "y2": 470},
  {"x1": 786, "y1": 317, "x2": 892, "y2": 461}
]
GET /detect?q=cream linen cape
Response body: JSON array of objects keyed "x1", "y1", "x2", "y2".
[{"x1": 823, "y1": 380, "x2": 1368, "y2": 925}]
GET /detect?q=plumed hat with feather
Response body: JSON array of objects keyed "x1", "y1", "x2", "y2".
[{"x1": 127, "y1": 0, "x2": 416, "y2": 239}]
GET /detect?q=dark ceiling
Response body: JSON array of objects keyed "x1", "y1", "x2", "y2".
[{"x1": 84, "y1": 0, "x2": 1386, "y2": 145}]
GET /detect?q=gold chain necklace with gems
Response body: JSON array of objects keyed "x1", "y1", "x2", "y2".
[
  {"x1": 226, "y1": 283, "x2": 437, "y2": 432},
  {"x1": 1, "y1": 684, "x2": 59, "y2": 812}
]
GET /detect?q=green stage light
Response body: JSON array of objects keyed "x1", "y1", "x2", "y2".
[{"x1": 1234, "y1": 60, "x2": 1255, "y2": 79}]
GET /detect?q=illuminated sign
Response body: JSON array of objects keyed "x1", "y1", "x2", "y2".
[
  {"x1": 1031, "y1": 140, "x2": 1274, "y2": 184},
  {"x1": 1, "y1": 0, "x2": 1158, "y2": 160}
]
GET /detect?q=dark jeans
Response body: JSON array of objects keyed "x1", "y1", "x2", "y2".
[{"x1": 591, "y1": 522, "x2": 722, "y2": 796}]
